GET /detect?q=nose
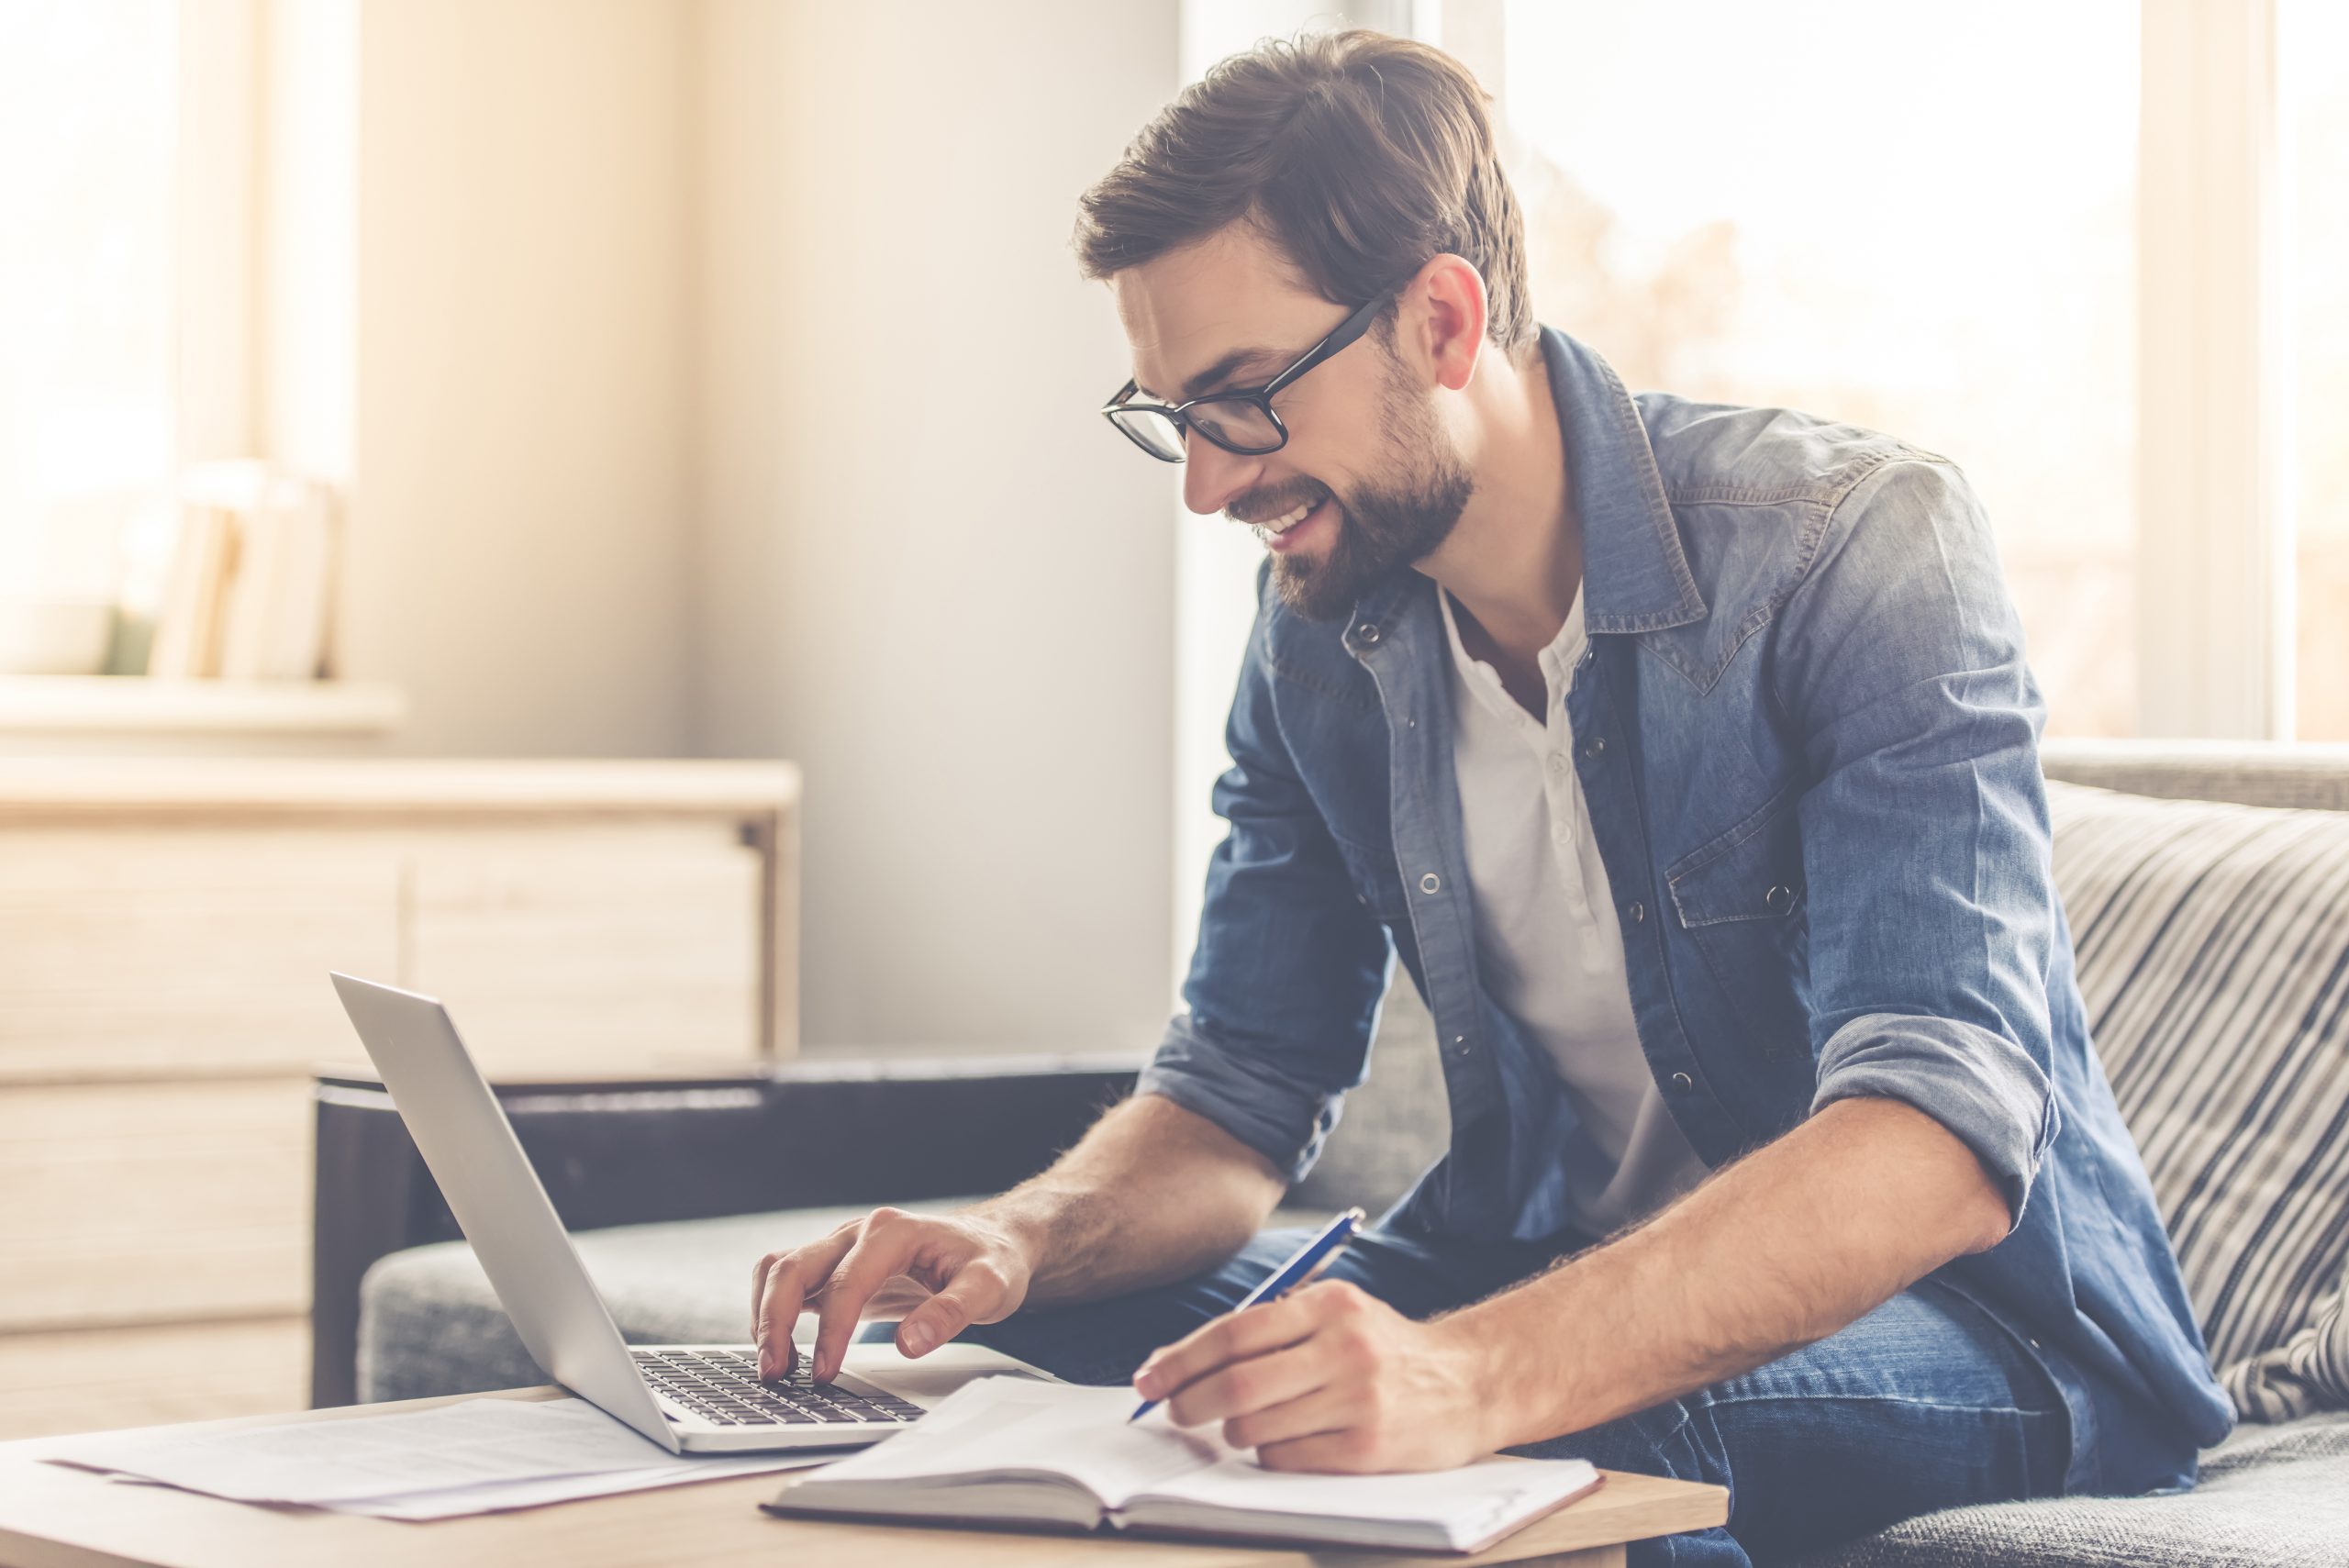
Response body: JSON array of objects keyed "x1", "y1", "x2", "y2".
[{"x1": 1181, "y1": 434, "x2": 1264, "y2": 518}]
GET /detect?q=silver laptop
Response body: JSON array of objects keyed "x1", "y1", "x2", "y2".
[{"x1": 329, "y1": 972, "x2": 1052, "y2": 1454}]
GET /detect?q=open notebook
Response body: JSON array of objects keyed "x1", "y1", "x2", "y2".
[{"x1": 763, "y1": 1376, "x2": 1601, "y2": 1553}]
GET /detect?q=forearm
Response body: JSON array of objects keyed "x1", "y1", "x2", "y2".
[
  {"x1": 1455, "y1": 1096, "x2": 2013, "y2": 1447},
  {"x1": 971, "y1": 1092, "x2": 1287, "y2": 1307}
]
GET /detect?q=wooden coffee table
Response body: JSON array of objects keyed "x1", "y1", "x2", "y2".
[{"x1": 0, "y1": 1388, "x2": 1727, "y2": 1568}]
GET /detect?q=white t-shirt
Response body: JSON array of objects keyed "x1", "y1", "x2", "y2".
[{"x1": 1438, "y1": 585, "x2": 1711, "y2": 1236}]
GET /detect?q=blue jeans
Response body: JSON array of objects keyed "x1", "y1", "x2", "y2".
[{"x1": 960, "y1": 1226, "x2": 2074, "y2": 1566}]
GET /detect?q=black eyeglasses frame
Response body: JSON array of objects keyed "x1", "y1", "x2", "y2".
[{"x1": 1099, "y1": 291, "x2": 1395, "y2": 463}]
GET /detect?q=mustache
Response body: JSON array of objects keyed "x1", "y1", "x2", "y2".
[{"x1": 1226, "y1": 482, "x2": 1330, "y2": 528}]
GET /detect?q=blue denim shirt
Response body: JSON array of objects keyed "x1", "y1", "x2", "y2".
[{"x1": 1139, "y1": 327, "x2": 2235, "y2": 1491}]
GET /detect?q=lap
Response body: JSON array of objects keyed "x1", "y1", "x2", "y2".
[{"x1": 1510, "y1": 1281, "x2": 2069, "y2": 1561}]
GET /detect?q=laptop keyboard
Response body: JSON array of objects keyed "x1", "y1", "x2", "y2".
[{"x1": 634, "y1": 1349, "x2": 923, "y2": 1428}]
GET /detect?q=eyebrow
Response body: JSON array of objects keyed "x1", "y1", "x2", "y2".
[{"x1": 1137, "y1": 345, "x2": 1288, "y2": 403}]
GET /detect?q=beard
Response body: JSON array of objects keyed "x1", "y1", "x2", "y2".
[{"x1": 1268, "y1": 358, "x2": 1475, "y2": 625}]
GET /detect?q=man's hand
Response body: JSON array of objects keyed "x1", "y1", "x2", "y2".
[
  {"x1": 751, "y1": 1207, "x2": 1035, "y2": 1382},
  {"x1": 1133, "y1": 1280, "x2": 1498, "y2": 1473}
]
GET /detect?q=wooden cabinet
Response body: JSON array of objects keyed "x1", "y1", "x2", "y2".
[{"x1": 0, "y1": 759, "x2": 798, "y2": 1434}]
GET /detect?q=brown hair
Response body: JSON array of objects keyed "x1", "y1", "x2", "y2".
[{"x1": 1075, "y1": 29, "x2": 1533, "y2": 355}]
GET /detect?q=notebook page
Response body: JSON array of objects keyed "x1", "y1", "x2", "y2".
[
  {"x1": 796, "y1": 1378, "x2": 1219, "y2": 1506},
  {"x1": 1135, "y1": 1453, "x2": 1600, "y2": 1549}
]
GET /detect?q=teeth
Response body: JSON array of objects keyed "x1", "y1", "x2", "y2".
[{"x1": 1259, "y1": 497, "x2": 1317, "y2": 534}]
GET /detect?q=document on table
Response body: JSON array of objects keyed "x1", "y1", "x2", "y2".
[{"x1": 47, "y1": 1396, "x2": 827, "y2": 1520}]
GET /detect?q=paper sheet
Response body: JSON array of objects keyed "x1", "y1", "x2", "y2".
[{"x1": 50, "y1": 1396, "x2": 824, "y2": 1518}]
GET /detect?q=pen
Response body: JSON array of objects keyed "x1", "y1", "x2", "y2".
[{"x1": 1129, "y1": 1206, "x2": 1365, "y2": 1422}]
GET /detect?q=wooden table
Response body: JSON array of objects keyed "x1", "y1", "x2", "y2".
[{"x1": 0, "y1": 1388, "x2": 1727, "y2": 1568}]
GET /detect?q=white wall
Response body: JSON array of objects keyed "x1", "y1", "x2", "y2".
[
  {"x1": 693, "y1": 0, "x2": 1184, "y2": 1053},
  {"x1": 1166, "y1": 1, "x2": 1422, "y2": 994},
  {"x1": 343, "y1": 0, "x2": 696, "y2": 757}
]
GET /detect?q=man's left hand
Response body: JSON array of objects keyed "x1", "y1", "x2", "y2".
[{"x1": 1131, "y1": 1279, "x2": 1500, "y2": 1472}]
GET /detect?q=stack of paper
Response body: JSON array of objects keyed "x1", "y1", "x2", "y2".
[{"x1": 50, "y1": 1397, "x2": 822, "y2": 1521}]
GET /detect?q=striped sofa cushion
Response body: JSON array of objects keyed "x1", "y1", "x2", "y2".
[{"x1": 2049, "y1": 780, "x2": 2349, "y2": 1419}]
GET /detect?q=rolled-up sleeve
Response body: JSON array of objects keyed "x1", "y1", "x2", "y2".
[
  {"x1": 1136, "y1": 572, "x2": 1393, "y2": 1184},
  {"x1": 1776, "y1": 457, "x2": 2062, "y2": 1229}
]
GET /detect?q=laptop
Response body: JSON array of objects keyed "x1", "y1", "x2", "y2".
[{"x1": 329, "y1": 972, "x2": 1054, "y2": 1454}]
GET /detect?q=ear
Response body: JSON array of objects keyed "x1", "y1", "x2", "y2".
[{"x1": 1402, "y1": 254, "x2": 1489, "y2": 393}]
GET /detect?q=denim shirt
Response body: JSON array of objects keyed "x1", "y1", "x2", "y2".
[{"x1": 1139, "y1": 327, "x2": 2235, "y2": 1490}]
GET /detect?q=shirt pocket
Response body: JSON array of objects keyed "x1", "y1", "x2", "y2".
[{"x1": 1665, "y1": 784, "x2": 1812, "y2": 1064}]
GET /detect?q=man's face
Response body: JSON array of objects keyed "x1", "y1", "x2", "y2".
[{"x1": 1112, "y1": 225, "x2": 1473, "y2": 623}]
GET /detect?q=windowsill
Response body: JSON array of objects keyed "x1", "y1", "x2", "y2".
[{"x1": 0, "y1": 675, "x2": 408, "y2": 736}]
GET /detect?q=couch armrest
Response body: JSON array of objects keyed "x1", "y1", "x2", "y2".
[{"x1": 310, "y1": 1054, "x2": 1139, "y2": 1407}]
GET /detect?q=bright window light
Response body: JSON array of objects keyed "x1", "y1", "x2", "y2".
[
  {"x1": 0, "y1": 0, "x2": 178, "y2": 600},
  {"x1": 1501, "y1": 0, "x2": 2139, "y2": 736},
  {"x1": 2287, "y1": 0, "x2": 2349, "y2": 740}
]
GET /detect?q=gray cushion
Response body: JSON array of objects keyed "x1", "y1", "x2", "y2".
[
  {"x1": 1795, "y1": 1410, "x2": 2349, "y2": 1567},
  {"x1": 1288, "y1": 973, "x2": 1451, "y2": 1216}
]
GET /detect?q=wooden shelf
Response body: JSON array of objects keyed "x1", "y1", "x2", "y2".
[
  {"x1": 0, "y1": 676, "x2": 407, "y2": 736},
  {"x1": 0, "y1": 756, "x2": 801, "y2": 818}
]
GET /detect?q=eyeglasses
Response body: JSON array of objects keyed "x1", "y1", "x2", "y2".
[{"x1": 1100, "y1": 291, "x2": 1393, "y2": 463}]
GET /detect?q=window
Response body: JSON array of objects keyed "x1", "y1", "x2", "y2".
[
  {"x1": 1500, "y1": 0, "x2": 2141, "y2": 736},
  {"x1": 2287, "y1": 0, "x2": 2349, "y2": 740},
  {"x1": 0, "y1": 1, "x2": 179, "y2": 599}
]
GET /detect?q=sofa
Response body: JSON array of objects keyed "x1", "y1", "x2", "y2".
[{"x1": 314, "y1": 740, "x2": 2349, "y2": 1564}]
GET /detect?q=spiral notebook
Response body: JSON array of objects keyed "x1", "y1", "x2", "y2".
[{"x1": 763, "y1": 1376, "x2": 1601, "y2": 1553}]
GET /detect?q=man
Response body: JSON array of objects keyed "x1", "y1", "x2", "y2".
[{"x1": 751, "y1": 30, "x2": 2232, "y2": 1563}]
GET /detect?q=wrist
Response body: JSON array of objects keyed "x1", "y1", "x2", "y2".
[
  {"x1": 962, "y1": 1197, "x2": 1054, "y2": 1294},
  {"x1": 1429, "y1": 1306, "x2": 1530, "y2": 1454}
]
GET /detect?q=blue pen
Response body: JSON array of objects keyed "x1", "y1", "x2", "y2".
[{"x1": 1129, "y1": 1207, "x2": 1366, "y2": 1423}]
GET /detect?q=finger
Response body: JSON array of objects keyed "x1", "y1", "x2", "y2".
[
  {"x1": 1163, "y1": 1337, "x2": 1329, "y2": 1429},
  {"x1": 1221, "y1": 1381, "x2": 1362, "y2": 1453},
  {"x1": 753, "y1": 1230, "x2": 856, "y2": 1377},
  {"x1": 895, "y1": 1257, "x2": 1016, "y2": 1359},
  {"x1": 751, "y1": 1252, "x2": 774, "y2": 1335},
  {"x1": 1133, "y1": 1287, "x2": 1324, "y2": 1402},
  {"x1": 811, "y1": 1211, "x2": 928, "y2": 1381}
]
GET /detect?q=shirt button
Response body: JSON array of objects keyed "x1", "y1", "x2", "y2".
[
  {"x1": 1356, "y1": 623, "x2": 1381, "y2": 645},
  {"x1": 1668, "y1": 1071, "x2": 1695, "y2": 1094},
  {"x1": 1581, "y1": 736, "x2": 1608, "y2": 761},
  {"x1": 1547, "y1": 754, "x2": 1568, "y2": 775},
  {"x1": 1419, "y1": 873, "x2": 1441, "y2": 894},
  {"x1": 1452, "y1": 1035, "x2": 1472, "y2": 1057},
  {"x1": 1627, "y1": 902, "x2": 1645, "y2": 924},
  {"x1": 1765, "y1": 884, "x2": 1796, "y2": 915}
]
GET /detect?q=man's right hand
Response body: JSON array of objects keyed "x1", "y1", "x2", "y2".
[{"x1": 751, "y1": 1207, "x2": 1036, "y2": 1383}]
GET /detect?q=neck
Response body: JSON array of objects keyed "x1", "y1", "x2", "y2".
[{"x1": 1414, "y1": 339, "x2": 1580, "y2": 665}]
